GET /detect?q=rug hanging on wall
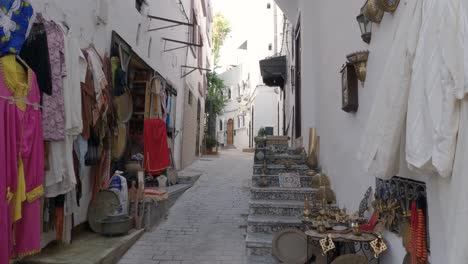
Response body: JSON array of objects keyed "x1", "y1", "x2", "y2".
[{"x1": 278, "y1": 173, "x2": 301, "y2": 188}]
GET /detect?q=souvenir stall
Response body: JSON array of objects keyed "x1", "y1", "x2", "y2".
[
  {"x1": 0, "y1": 2, "x2": 175, "y2": 262},
  {"x1": 107, "y1": 32, "x2": 175, "y2": 230}
]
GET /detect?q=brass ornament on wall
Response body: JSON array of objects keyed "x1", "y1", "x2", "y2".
[
  {"x1": 362, "y1": 0, "x2": 384, "y2": 23},
  {"x1": 346, "y1": 50, "x2": 369, "y2": 82},
  {"x1": 376, "y1": 0, "x2": 400, "y2": 13}
]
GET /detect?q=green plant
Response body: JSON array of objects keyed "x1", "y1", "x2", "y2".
[
  {"x1": 212, "y1": 13, "x2": 231, "y2": 66},
  {"x1": 205, "y1": 136, "x2": 217, "y2": 149},
  {"x1": 258, "y1": 127, "x2": 266, "y2": 137},
  {"x1": 205, "y1": 72, "x2": 228, "y2": 139}
]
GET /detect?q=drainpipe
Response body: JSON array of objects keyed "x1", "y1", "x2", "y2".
[{"x1": 273, "y1": 3, "x2": 278, "y2": 55}]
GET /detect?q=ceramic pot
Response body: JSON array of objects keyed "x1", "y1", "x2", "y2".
[{"x1": 125, "y1": 161, "x2": 142, "y2": 176}]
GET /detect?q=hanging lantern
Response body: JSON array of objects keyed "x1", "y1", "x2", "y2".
[
  {"x1": 357, "y1": 9, "x2": 372, "y2": 44},
  {"x1": 340, "y1": 63, "x2": 359, "y2": 113},
  {"x1": 376, "y1": 0, "x2": 400, "y2": 13},
  {"x1": 362, "y1": 0, "x2": 384, "y2": 23},
  {"x1": 347, "y1": 50, "x2": 369, "y2": 82}
]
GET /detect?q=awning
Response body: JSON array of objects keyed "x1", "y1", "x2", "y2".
[{"x1": 259, "y1": 55, "x2": 287, "y2": 87}]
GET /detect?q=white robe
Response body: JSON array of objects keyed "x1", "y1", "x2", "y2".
[
  {"x1": 357, "y1": 0, "x2": 423, "y2": 179},
  {"x1": 405, "y1": 0, "x2": 462, "y2": 178}
]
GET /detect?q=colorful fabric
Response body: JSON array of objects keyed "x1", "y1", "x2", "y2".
[
  {"x1": 0, "y1": 0, "x2": 34, "y2": 57},
  {"x1": 42, "y1": 20, "x2": 66, "y2": 141},
  {"x1": 80, "y1": 51, "x2": 95, "y2": 141},
  {"x1": 0, "y1": 59, "x2": 44, "y2": 261},
  {"x1": 144, "y1": 119, "x2": 170, "y2": 174}
]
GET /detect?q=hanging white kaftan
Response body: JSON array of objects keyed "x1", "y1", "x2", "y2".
[
  {"x1": 405, "y1": 0, "x2": 463, "y2": 178},
  {"x1": 357, "y1": 0, "x2": 423, "y2": 179}
]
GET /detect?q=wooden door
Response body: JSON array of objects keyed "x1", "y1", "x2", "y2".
[{"x1": 227, "y1": 119, "x2": 234, "y2": 145}]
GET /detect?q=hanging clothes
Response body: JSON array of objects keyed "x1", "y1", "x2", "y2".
[
  {"x1": 166, "y1": 95, "x2": 172, "y2": 128},
  {"x1": 0, "y1": 0, "x2": 35, "y2": 57},
  {"x1": 406, "y1": 0, "x2": 465, "y2": 178},
  {"x1": 357, "y1": 0, "x2": 423, "y2": 179},
  {"x1": 20, "y1": 22, "x2": 52, "y2": 97},
  {"x1": 144, "y1": 118, "x2": 170, "y2": 174},
  {"x1": 86, "y1": 47, "x2": 107, "y2": 125},
  {"x1": 0, "y1": 56, "x2": 44, "y2": 259},
  {"x1": 80, "y1": 51, "x2": 96, "y2": 141},
  {"x1": 60, "y1": 23, "x2": 87, "y2": 136},
  {"x1": 440, "y1": 0, "x2": 468, "y2": 99},
  {"x1": 42, "y1": 20, "x2": 66, "y2": 141},
  {"x1": 436, "y1": 97, "x2": 468, "y2": 263}
]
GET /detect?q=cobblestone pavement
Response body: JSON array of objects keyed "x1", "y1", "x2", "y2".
[{"x1": 119, "y1": 150, "x2": 255, "y2": 264}]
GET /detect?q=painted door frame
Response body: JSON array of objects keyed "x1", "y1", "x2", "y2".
[{"x1": 227, "y1": 118, "x2": 234, "y2": 145}]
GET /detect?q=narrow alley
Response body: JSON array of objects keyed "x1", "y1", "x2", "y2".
[{"x1": 119, "y1": 150, "x2": 253, "y2": 264}]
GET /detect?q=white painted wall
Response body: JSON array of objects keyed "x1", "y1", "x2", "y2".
[{"x1": 275, "y1": 0, "x2": 454, "y2": 263}]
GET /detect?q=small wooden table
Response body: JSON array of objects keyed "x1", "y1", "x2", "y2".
[{"x1": 304, "y1": 229, "x2": 380, "y2": 264}]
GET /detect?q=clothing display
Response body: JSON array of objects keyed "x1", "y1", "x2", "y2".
[
  {"x1": 144, "y1": 119, "x2": 171, "y2": 174},
  {"x1": 86, "y1": 47, "x2": 107, "y2": 125},
  {"x1": 60, "y1": 23, "x2": 86, "y2": 136},
  {"x1": 0, "y1": 2, "x2": 177, "y2": 263},
  {"x1": 406, "y1": 0, "x2": 463, "y2": 178},
  {"x1": 0, "y1": 56, "x2": 44, "y2": 260},
  {"x1": 80, "y1": 55, "x2": 96, "y2": 140},
  {"x1": 357, "y1": 0, "x2": 423, "y2": 179},
  {"x1": 42, "y1": 20, "x2": 66, "y2": 141},
  {"x1": 0, "y1": 0, "x2": 34, "y2": 57},
  {"x1": 20, "y1": 22, "x2": 52, "y2": 96}
]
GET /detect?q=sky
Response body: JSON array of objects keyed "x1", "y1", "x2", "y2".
[{"x1": 212, "y1": 0, "x2": 253, "y2": 70}]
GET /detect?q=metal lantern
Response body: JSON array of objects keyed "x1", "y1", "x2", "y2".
[
  {"x1": 362, "y1": 0, "x2": 384, "y2": 23},
  {"x1": 346, "y1": 50, "x2": 369, "y2": 82},
  {"x1": 340, "y1": 63, "x2": 359, "y2": 113},
  {"x1": 357, "y1": 10, "x2": 372, "y2": 44}
]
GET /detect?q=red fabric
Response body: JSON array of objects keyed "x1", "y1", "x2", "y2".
[
  {"x1": 144, "y1": 119, "x2": 170, "y2": 174},
  {"x1": 360, "y1": 211, "x2": 378, "y2": 231}
]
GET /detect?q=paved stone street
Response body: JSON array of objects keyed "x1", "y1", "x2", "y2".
[{"x1": 119, "y1": 150, "x2": 253, "y2": 264}]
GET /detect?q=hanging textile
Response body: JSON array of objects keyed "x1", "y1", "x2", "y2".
[
  {"x1": 80, "y1": 52, "x2": 96, "y2": 141},
  {"x1": 86, "y1": 47, "x2": 108, "y2": 125},
  {"x1": 166, "y1": 95, "x2": 172, "y2": 128},
  {"x1": 0, "y1": 0, "x2": 35, "y2": 57},
  {"x1": 0, "y1": 56, "x2": 44, "y2": 259},
  {"x1": 357, "y1": 0, "x2": 423, "y2": 179},
  {"x1": 20, "y1": 22, "x2": 52, "y2": 97},
  {"x1": 42, "y1": 20, "x2": 66, "y2": 141},
  {"x1": 144, "y1": 118, "x2": 170, "y2": 174},
  {"x1": 60, "y1": 23, "x2": 87, "y2": 136},
  {"x1": 406, "y1": 0, "x2": 464, "y2": 178}
]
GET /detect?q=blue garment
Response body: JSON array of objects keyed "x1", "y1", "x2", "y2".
[
  {"x1": 166, "y1": 95, "x2": 172, "y2": 128},
  {"x1": 0, "y1": 0, "x2": 34, "y2": 57}
]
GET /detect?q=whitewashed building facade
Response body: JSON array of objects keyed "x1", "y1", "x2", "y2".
[
  {"x1": 216, "y1": 0, "x2": 284, "y2": 150},
  {"x1": 275, "y1": 0, "x2": 468, "y2": 263}
]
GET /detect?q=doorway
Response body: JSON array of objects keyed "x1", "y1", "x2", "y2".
[
  {"x1": 294, "y1": 21, "x2": 302, "y2": 139},
  {"x1": 196, "y1": 99, "x2": 201, "y2": 156},
  {"x1": 227, "y1": 119, "x2": 234, "y2": 145}
]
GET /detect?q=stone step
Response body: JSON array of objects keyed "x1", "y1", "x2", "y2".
[
  {"x1": 254, "y1": 153, "x2": 308, "y2": 165},
  {"x1": 252, "y1": 175, "x2": 313, "y2": 188},
  {"x1": 247, "y1": 215, "x2": 304, "y2": 234},
  {"x1": 253, "y1": 164, "x2": 310, "y2": 175},
  {"x1": 249, "y1": 200, "x2": 305, "y2": 217},
  {"x1": 250, "y1": 187, "x2": 316, "y2": 201},
  {"x1": 245, "y1": 232, "x2": 273, "y2": 256}
]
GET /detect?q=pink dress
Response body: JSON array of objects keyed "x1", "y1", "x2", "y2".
[{"x1": 0, "y1": 70, "x2": 44, "y2": 261}]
